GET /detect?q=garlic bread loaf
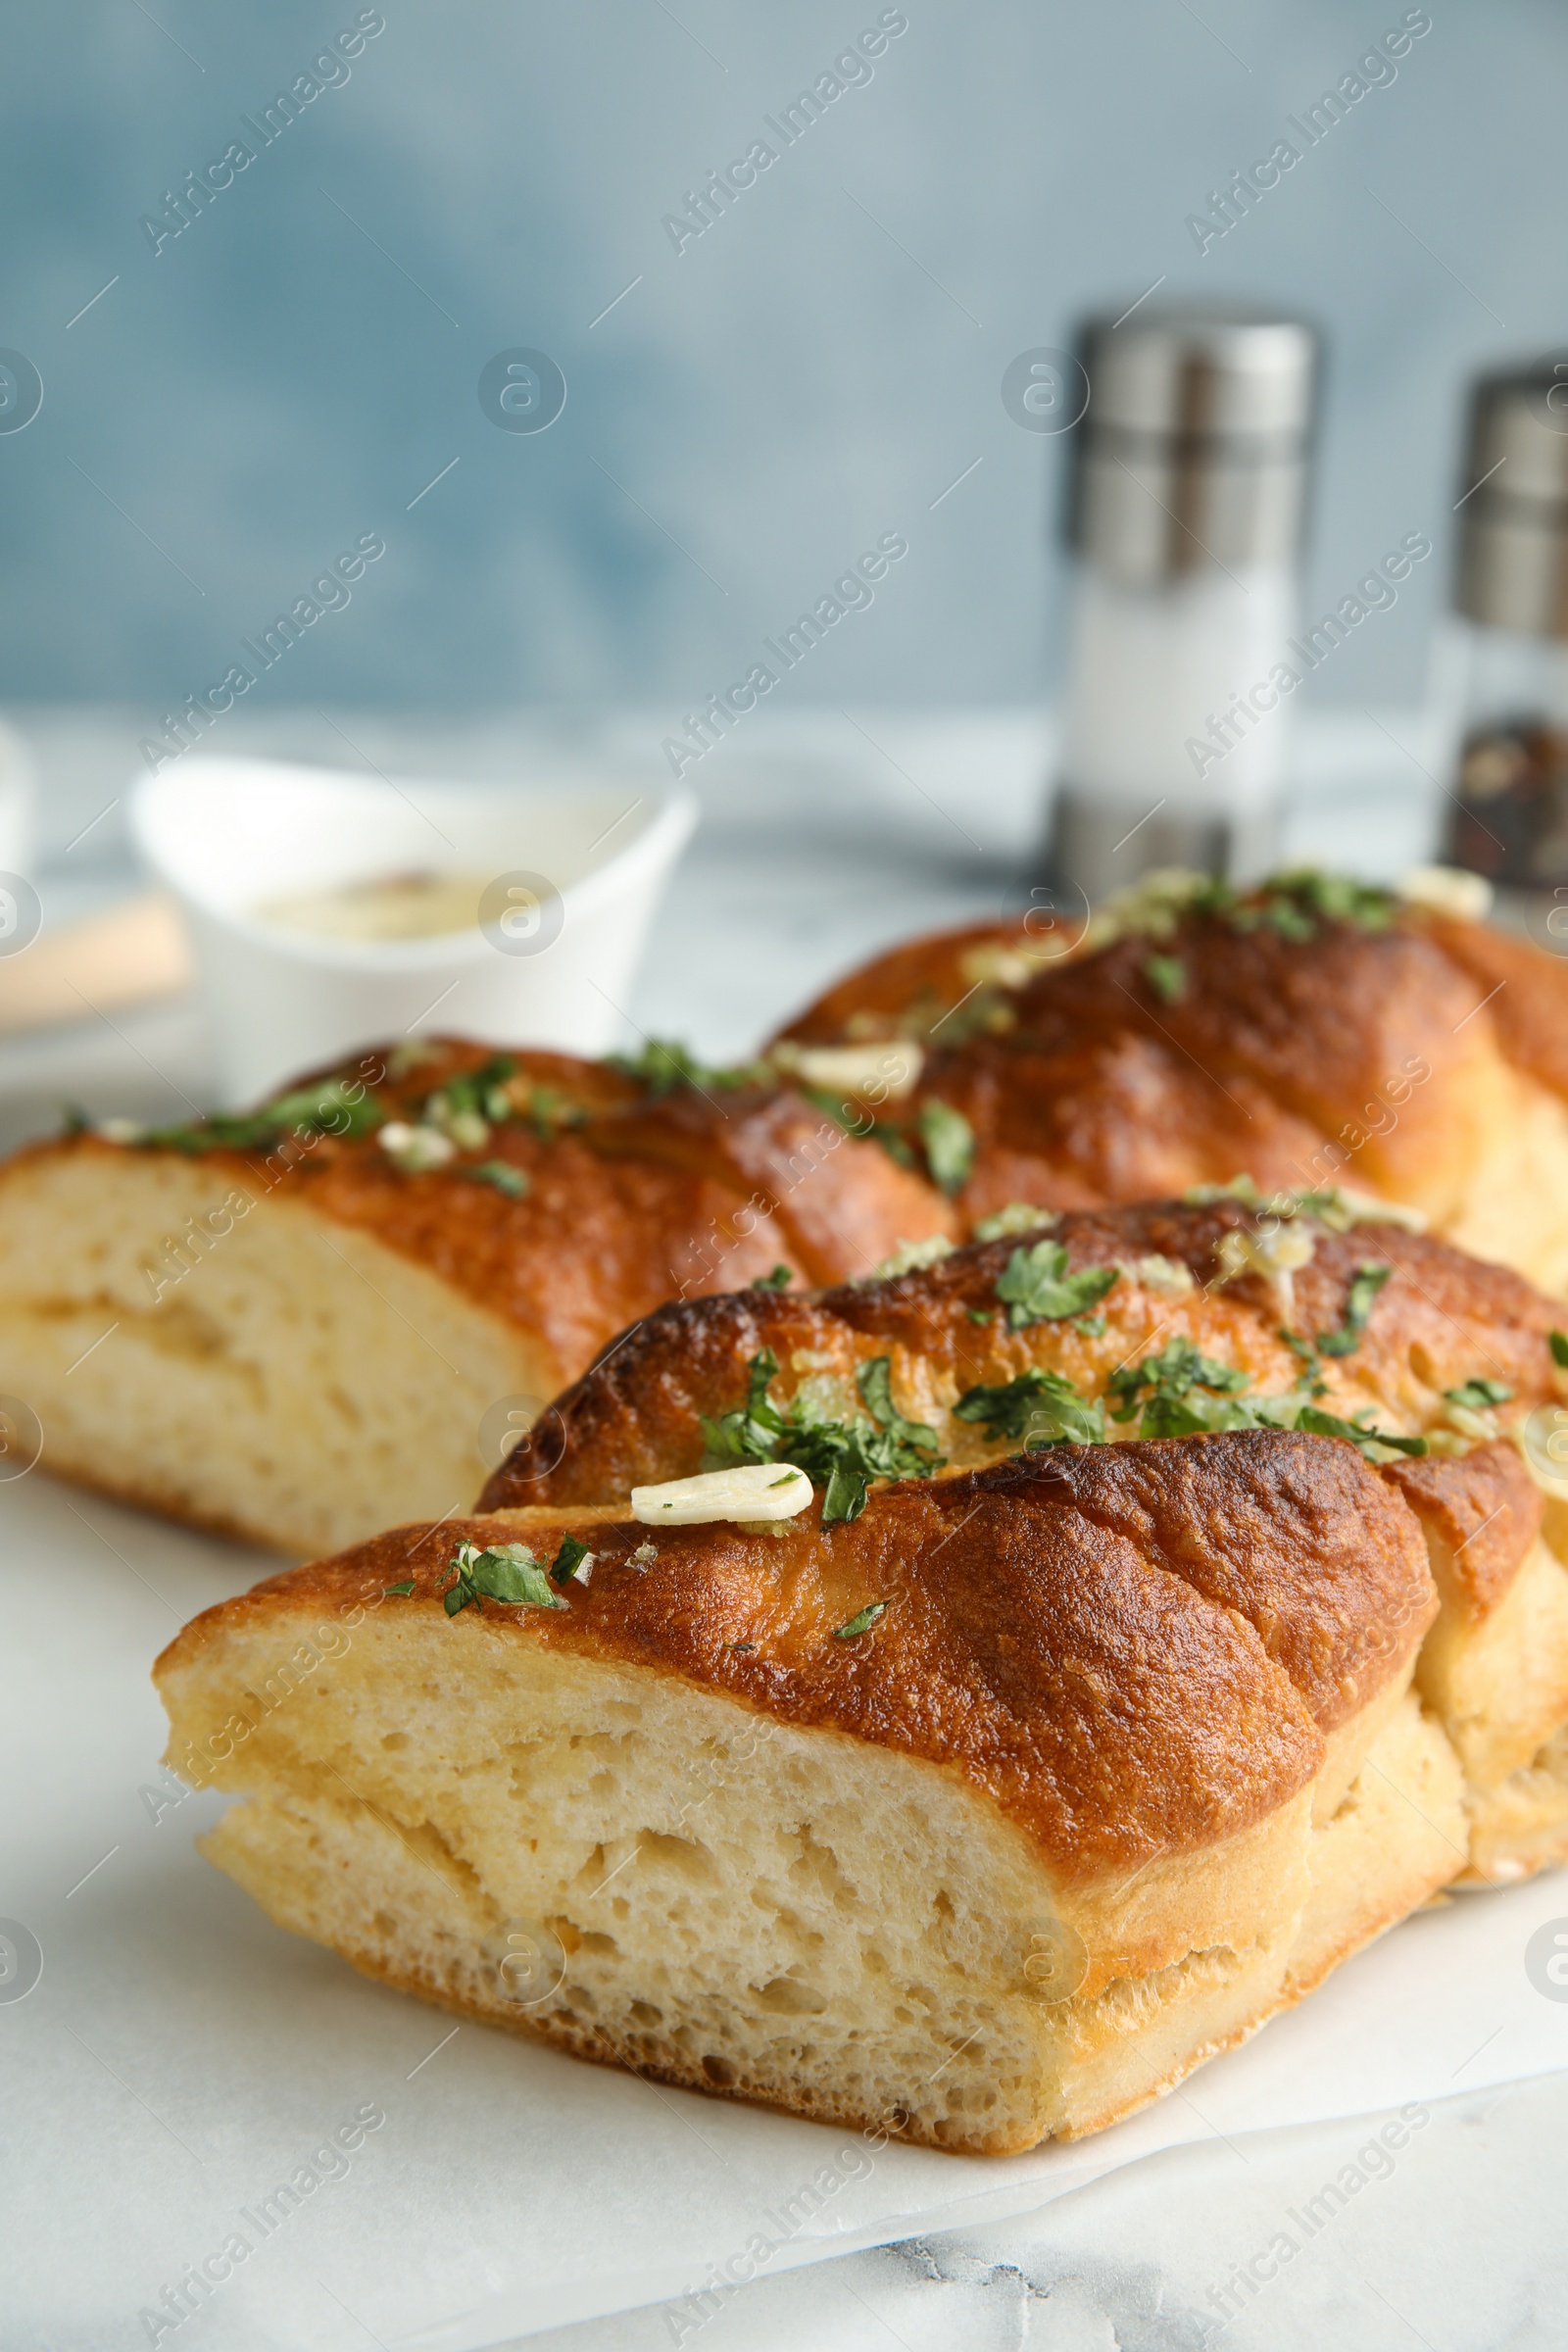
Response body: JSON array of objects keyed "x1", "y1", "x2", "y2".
[
  {"x1": 0, "y1": 1041, "x2": 952, "y2": 1555},
  {"x1": 156, "y1": 1430, "x2": 1450, "y2": 2154},
  {"x1": 770, "y1": 871, "x2": 1568, "y2": 1293}
]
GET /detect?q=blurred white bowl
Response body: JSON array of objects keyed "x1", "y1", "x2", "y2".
[
  {"x1": 131, "y1": 760, "x2": 697, "y2": 1105},
  {"x1": 0, "y1": 716, "x2": 37, "y2": 876}
]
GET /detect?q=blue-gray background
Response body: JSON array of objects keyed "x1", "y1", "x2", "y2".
[{"x1": 2, "y1": 0, "x2": 1562, "y2": 717}]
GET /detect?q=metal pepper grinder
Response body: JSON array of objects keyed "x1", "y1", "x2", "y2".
[
  {"x1": 1043, "y1": 303, "x2": 1320, "y2": 906},
  {"x1": 1442, "y1": 364, "x2": 1568, "y2": 913}
]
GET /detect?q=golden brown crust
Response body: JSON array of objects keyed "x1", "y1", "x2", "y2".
[
  {"x1": 778, "y1": 921, "x2": 1044, "y2": 1047},
  {"x1": 1008, "y1": 919, "x2": 1472, "y2": 1141},
  {"x1": 481, "y1": 1197, "x2": 1559, "y2": 1512},
  {"x1": 918, "y1": 1033, "x2": 1329, "y2": 1216},
  {"x1": 1380, "y1": 1441, "x2": 1544, "y2": 1621},
  {"x1": 771, "y1": 905, "x2": 1568, "y2": 1225},
  {"x1": 578, "y1": 1082, "x2": 956, "y2": 1286},
  {"x1": 159, "y1": 1431, "x2": 1433, "y2": 1886}
]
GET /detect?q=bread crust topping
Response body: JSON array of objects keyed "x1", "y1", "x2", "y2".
[{"x1": 484, "y1": 1196, "x2": 1559, "y2": 1514}]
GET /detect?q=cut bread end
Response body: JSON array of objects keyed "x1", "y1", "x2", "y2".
[{"x1": 0, "y1": 1143, "x2": 549, "y2": 1556}]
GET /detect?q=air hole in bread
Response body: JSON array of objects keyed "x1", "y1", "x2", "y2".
[
  {"x1": 637, "y1": 1832, "x2": 718, "y2": 1883},
  {"x1": 753, "y1": 1976, "x2": 829, "y2": 2016}
]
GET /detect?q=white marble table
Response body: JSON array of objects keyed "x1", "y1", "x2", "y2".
[
  {"x1": 525, "y1": 2072, "x2": 1568, "y2": 2351},
  {"x1": 4, "y1": 705, "x2": 1561, "y2": 2351}
]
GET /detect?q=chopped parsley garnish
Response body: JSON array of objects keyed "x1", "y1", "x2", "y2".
[
  {"x1": 918, "y1": 1099, "x2": 975, "y2": 1195},
  {"x1": 1551, "y1": 1330, "x2": 1568, "y2": 1369},
  {"x1": 131, "y1": 1073, "x2": 385, "y2": 1155},
  {"x1": 1144, "y1": 953, "x2": 1186, "y2": 1004},
  {"x1": 954, "y1": 1325, "x2": 1428, "y2": 1459},
  {"x1": 1279, "y1": 1326, "x2": 1329, "y2": 1396},
  {"x1": 416, "y1": 1053, "x2": 517, "y2": 1127},
  {"x1": 752, "y1": 1264, "x2": 794, "y2": 1291},
  {"x1": 792, "y1": 1358, "x2": 944, "y2": 1521},
  {"x1": 954, "y1": 1368, "x2": 1105, "y2": 1446},
  {"x1": 1316, "y1": 1261, "x2": 1391, "y2": 1358},
  {"x1": 1226, "y1": 871, "x2": 1396, "y2": 944},
  {"x1": 996, "y1": 1239, "x2": 1119, "y2": 1330},
  {"x1": 1105, "y1": 1337, "x2": 1257, "y2": 1438},
  {"x1": 817, "y1": 1458, "x2": 871, "y2": 1523},
  {"x1": 1279, "y1": 871, "x2": 1397, "y2": 929},
  {"x1": 1095, "y1": 869, "x2": 1397, "y2": 958},
  {"x1": 700, "y1": 1348, "x2": 944, "y2": 1523},
  {"x1": 442, "y1": 1539, "x2": 568, "y2": 1615},
  {"x1": 857, "y1": 1357, "x2": 942, "y2": 1463},
  {"x1": 517, "y1": 1081, "x2": 587, "y2": 1140},
  {"x1": 1295, "y1": 1405, "x2": 1428, "y2": 1458},
  {"x1": 1285, "y1": 1187, "x2": 1355, "y2": 1225},
  {"x1": 966, "y1": 1307, "x2": 995, "y2": 1325},
  {"x1": 608, "y1": 1039, "x2": 769, "y2": 1097},
  {"x1": 249, "y1": 1077, "x2": 383, "y2": 1136},
  {"x1": 1443, "y1": 1379, "x2": 1514, "y2": 1411},
  {"x1": 461, "y1": 1159, "x2": 530, "y2": 1199},
  {"x1": 1098, "y1": 1331, "x2": 1420, "y2": 1453},
  {"x1": 1240, "y1": 895, "x2": 1316, "y2": 943},
  {"x1": 381, "y1": 1581, "x2": 415, "y2": 1597},
  {"x1": 875, "y1": 1128, "x2": 918, "y2": 1169},
  {"x1": 1103, "y1": 1332, "x2": 1425, "y2": 1452},
  {"x1": 701, "y1": 1348, "x2": 787, "y2": 1468},
  {"x1": 548, "y1": 1535, "x2": 594, "y2": 1587},
  {"x1": 833, "y1": 1601, "x2": 888, "y2": 1640},
  {"x1": 797, "y1": 1085, "x2": 866, "y2": 1133}
]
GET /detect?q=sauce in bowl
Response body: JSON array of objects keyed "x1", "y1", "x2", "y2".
[{"x1": 259, "y1": 869, "x2": 495, "y2": 944}]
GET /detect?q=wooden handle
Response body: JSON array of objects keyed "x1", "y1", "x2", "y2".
[{"x1": 0, "y1": 891, "x2": 192, "y2": 1037}]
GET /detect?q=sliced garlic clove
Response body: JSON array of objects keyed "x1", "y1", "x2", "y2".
[
  {"x1": 378, "y1": 1120, "x2": 457, "y2": 1172},
  {"x1": 771, "y1": 1039, "x2": 923, "y2": 1101},
  {"x1": 1330, "y1": 1186, "x2": 1427, "y2": 1233},
  {"x1": 1125, "y1": 1252, "x2": 1197, "y2": 1298},
  {"x1": 630, "y1": 1462, "x2": 815, "y2": 1526},
  {"x1": 1398, "y1": 864, "x2": 1494, "y2": 922}
]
